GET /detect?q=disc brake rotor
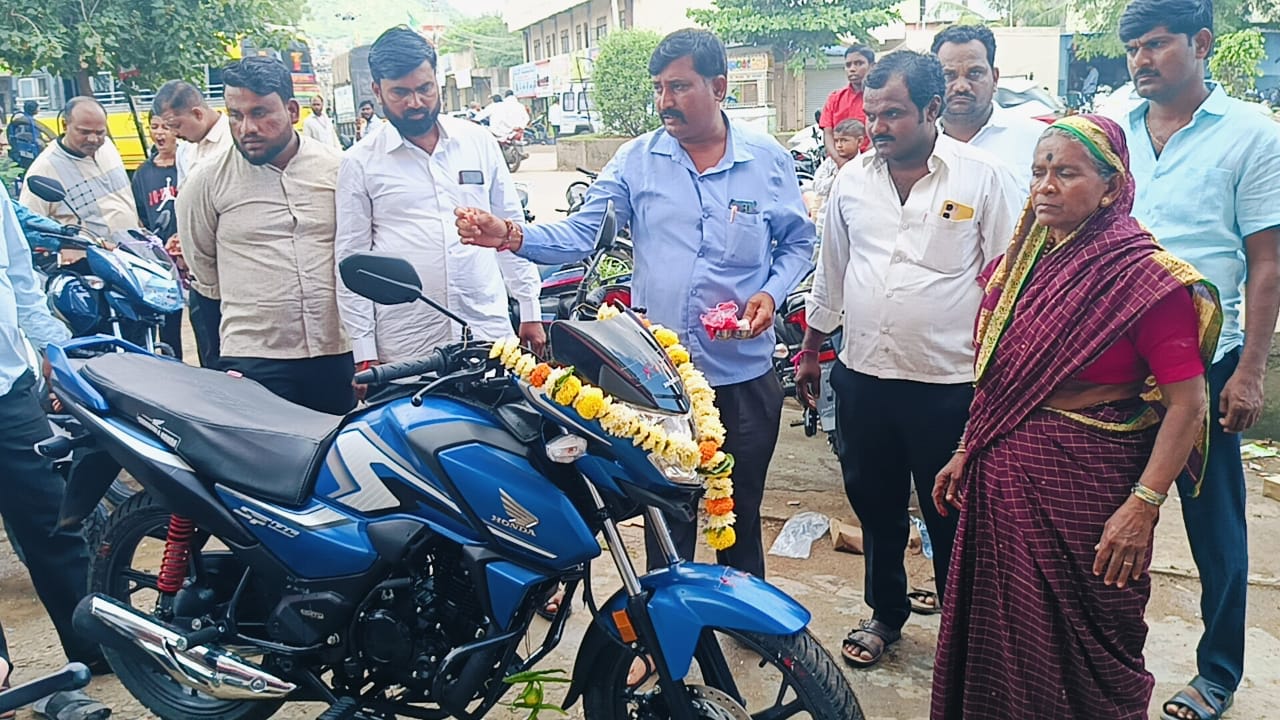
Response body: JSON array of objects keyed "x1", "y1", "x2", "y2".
[{"x1": 685, "y1": 685, "x2": 752, "y2": 720}]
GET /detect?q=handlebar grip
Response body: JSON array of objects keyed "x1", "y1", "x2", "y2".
[{"x1": 354, "y1": 350, "x2": 447, "y2": 385}]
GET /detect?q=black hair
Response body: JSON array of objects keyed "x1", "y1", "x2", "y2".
[
  {"x1": 221, "y1": 56, "x2": 294, "y2": 103},
  {"x1": 491, "y1": 94, "x2": 503, "y2": 103},
  {"x1": 930, "y1": 24, "x2": 997, "y2": 66},
  {"x1": 1119, "y1": 0, "x2": 1213, "y2": 42},
  {"x1": 152, "y1": 80, "x2": 205, "y2": 116},
  {"x1": 63, "y1": 96, "x2": 106, "y2": 122},
  {"x1": 845, "y1": 45, "x2": 876, "y2": 64},
  {"x1": 504, "y1": 89, "x2": 514, "y2": 97},
  {"x1": 359, "y1": 99, "x2": 375, "y2": 110},
  {"x1": 649, "y1": 28, "x2": 727, "y2": 78},
  {"x1": 834, "y1": 118, "x2": 866, "y2": 136},
  {"x1": 22, "y1": 100, "x2": 38, "y2": 115},
  {"x1": 865, "y1": 51, "x2": 946, "y2": 117},
  {"x1": 369, "y1": 26, "x2": 437, "y2": 82}
]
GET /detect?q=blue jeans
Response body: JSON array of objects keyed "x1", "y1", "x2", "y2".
[{"x1": 1174, "y1": 348, "x2": 1247, "y2": 691}]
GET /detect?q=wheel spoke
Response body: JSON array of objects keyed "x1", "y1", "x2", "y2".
[{"x1": 754, "y1": 697, "x2": 805, "y2": 720}]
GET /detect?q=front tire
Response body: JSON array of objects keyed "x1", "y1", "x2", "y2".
[
  {"x1": 89, "y1": 492, "x2": 282, "y2": 720},
  {"x1": 582, "y1": 628, "x2": 862, "y2": 720},
  {"x1": 505, "y1": 146, "x2": 523, "y2": 173}
]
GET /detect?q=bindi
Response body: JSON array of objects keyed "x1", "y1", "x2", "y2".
[{"x1": 1046, "y1": 152, "x2": 1054, "y2": 162}]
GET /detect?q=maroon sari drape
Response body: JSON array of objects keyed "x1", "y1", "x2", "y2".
[{"x1": 930, "y1": 116, "x2": 1219, "y2": 720}]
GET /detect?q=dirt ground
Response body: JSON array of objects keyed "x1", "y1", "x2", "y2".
[{"x1": 0, "y1": 401, "x2": 1277, "y2": 719}]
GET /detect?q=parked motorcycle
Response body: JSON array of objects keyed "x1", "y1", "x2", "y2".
[
  {"x1": 514, "y1": 181, "x2": 535, "y2": 223},
  {"x1": 25, "y1": 176, "x2": 184, "y2": 356},
  {"x1": 500, "y1": 127, "x2": 528, "y2": 173},
  {"x1": 773, "y1": 277, "x2": 839, "y2": 449},
  {"x1": 53, "y1": 230, "x2": 861, "y2": 720},
  {"x1": 560, "y1": 167, "x2": 597, "y2": 215}
]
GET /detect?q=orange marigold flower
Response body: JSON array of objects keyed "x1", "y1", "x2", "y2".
[
  {"x1": 529, "y1": 363, "x2": 552, "y2": 388},
  {"x1": 699, "y1": 440, "x2": 718, "y2": 465},
  {"x1": 705, "y1": 497, "x2": 735, "y2": 516}
]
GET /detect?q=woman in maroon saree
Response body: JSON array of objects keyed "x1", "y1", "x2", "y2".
[{"x1": 929, "y1": 114, "x2": 1221, "y2": 719}]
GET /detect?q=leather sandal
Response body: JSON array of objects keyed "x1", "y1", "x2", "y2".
[
  {"x1": 840, "y1": 619, "x2": 900, "y2": 668},
  {"x1": 1161, "y1": 676, "x2": 1234, "y2": 720}
]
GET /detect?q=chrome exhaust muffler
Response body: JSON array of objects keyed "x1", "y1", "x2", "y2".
[{"x1": 74, "y1": 594, "x2": 296, "y2": 700}]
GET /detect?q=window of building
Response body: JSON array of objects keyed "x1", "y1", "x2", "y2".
[
  {"x1": 576, "y1": 24, "x2": 584, "y2": 50},
  {"x1": 596, "y1": 18, "x2": 608, "y2": 41},
  {"x1": 546, "y1": 35, "x2": 555, "y2": 56},
  {"x1": 533, "y1": 40, "x2": 541, "y2": 60},
  {"x1": 618, "y1": 8, "x2": 627, "y2": 28},
  {"x1": 561, "y1": 30, "x2": 570, "y2": 54}
]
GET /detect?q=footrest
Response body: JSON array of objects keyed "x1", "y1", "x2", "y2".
[{"x1": 315, "y1": 696, "x2": 359, "y2": 720}]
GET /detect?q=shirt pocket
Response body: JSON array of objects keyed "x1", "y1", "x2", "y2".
[
  {"x1": 916, "y1": 215, "x2": 976, "y2": 274},
  {"x1": 722, "y1": 211, "x2": 769, "y2": 268}
]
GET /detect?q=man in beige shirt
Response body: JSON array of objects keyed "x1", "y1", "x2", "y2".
[
  {"x1": 177, "y1": 56, "x2": 355, "y2": 415},
  {"x1": 153, "y1": 80, "x2": 234, "y2": 369},
  {"x1": 19, "y1": 96, "x2": 139, "y2": 238}
]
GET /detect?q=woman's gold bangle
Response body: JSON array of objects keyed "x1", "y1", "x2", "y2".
[{"x1": 1132, "y1": 484, "x2": 1167, "y2": 507}]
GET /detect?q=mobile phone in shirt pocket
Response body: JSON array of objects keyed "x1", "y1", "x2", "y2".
[
  {"x1": 723, "y1": 210, "x2": 768, "y2": 267},
  {"x1": 918, "y1": 214, "x2": 975, "y2": 274}
]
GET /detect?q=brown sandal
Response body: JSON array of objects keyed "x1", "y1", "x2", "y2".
[{"x1": 840, "y1": 619, "x2": 900, "y2": 668}]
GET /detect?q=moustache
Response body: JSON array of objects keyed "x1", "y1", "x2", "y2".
[
  {"x1": 872, "y1": 134, "x2": 895, "y2": 144},
  {"x1": 660, "y1": 110, "x2": 686, "y2": 122},
  {"x1": 948, "y1": 92, "x2": 976, "y2": 102},
  {"x1": 1135, "y1": 70, "x2": 1159, "y2": 79}
]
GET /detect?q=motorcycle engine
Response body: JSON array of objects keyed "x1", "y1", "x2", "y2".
[{"x1": 354, "y1": 544, "x2": 488, "y2": 691}]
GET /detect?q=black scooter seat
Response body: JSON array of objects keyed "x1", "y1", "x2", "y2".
[{"x1": 80, "y1": 353, "x2": 340, "y2": 507}]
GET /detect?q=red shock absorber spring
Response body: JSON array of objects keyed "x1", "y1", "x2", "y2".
[{"x1": 157, "y1": 515, "x2": 195, "y2": 594}]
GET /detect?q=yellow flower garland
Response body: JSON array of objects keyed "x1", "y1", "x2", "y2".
[{"x1": 489, "y1": 307, "x2": 736, "y2": 550}]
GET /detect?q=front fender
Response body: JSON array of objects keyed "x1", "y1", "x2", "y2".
[{"x1": 564, "y1": 562, "x2": 809, "y2": 707}]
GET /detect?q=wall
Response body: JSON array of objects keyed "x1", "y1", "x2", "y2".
[{"x1": 631, "y1": 0, "x2": 714, "y2": 35}]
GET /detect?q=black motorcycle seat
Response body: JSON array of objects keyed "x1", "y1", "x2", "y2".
[{"x1": 80, "y1": 353, "x2": 341, "y2": 508}]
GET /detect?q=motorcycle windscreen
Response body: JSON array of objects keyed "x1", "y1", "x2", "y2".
[{"x1": 549, "y1": 313, "x2": 688, "y2": 414}]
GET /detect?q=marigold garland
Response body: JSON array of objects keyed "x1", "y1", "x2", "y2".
[{"x1": 490, "y1": 307, "x2": 736, "y2": 550}]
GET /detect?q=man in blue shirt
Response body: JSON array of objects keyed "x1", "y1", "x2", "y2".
[
  {"x1": 0, "y1": 186, "x2": 112, "y2": 717},
  {"x1": 456, "y1": 29, "x2": 816, "y2": 579},
  {"x1": 1118, "y1": 0, "x2": 1280, "y2": 717}
]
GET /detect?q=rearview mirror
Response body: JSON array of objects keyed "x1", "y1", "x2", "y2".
[
  {"x1": 339, "y1": 253, "x2": 424, "y2": 305},
  {"x1": 592, "y1": 199, "x2": 617, "y2": 252},
  {"x1": 26, "y1": 176, "x2": 66, "y2": 204}
]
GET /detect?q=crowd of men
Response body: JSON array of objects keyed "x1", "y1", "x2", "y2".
[{"x1": 0, "y1": 0, "x2": 1275, "y2": 715}]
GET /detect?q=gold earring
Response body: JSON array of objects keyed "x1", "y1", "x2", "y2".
[{"x1": 1101, "y1": 198, "x2": 1112, "y2": 207}]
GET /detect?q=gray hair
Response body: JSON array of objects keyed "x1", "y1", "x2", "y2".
[{"x1": 1038, "y1": 127, "x2": 1119, "y2": 182}]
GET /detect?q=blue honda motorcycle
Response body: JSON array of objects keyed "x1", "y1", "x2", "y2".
[{"x1": 51, "y1": 253, "x2": 860, "y2": 720}]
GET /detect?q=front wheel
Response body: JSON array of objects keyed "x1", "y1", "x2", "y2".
[
  {"x1": 582, "y1": 628, "x2": 862, "y2": 720},
  {"x1": 505, "y1": 146, "x2": 523, "y2": 173}
]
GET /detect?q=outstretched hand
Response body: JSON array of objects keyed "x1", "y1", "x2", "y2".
[{"x1": 455, "y1": 207, "x2": 510, "y2": 249}]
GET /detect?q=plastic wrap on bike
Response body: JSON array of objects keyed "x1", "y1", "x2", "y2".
[{"x1": 357, "y1": 351, "x2": 446, "y2": 385}]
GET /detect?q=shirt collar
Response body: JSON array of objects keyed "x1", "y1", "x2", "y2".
[
  {"x1": 382, "y1": 116, "x2": 452, "y2": 155},
  {"x1": 201, "y1": 112, "x2": 229, "y2": 147},
  {"x1": 648, "y1": 113, "x2": 751, "y2": 172},
  {"x1": 1128, "y1": 81, "x2": 1229, "y2": 128},
  {"x1": 863, "y1": 131, "x2": 958, "y2": 171}
]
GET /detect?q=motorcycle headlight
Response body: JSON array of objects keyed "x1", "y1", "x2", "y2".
[
  {"x1": 631, "y1": 406, "x2": 701, "y2": 487},
  {"x1": 141, "y1": 276, "x2": 184, "y2": 313}
]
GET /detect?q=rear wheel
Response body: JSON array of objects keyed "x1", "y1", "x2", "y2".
[
  {"x1": 89, "y1": 492, "x2": 282, "y2": 720},
  {"x1": 505, "y1": 145, "x2": 523, "y2": 173},
  {"x1": 582, "y1": 628, "x2": 861, "y2": 720}
]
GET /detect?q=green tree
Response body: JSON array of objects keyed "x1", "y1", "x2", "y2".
[
  {"x1": 687, "y1": 0, "x2": 899, "y2": 71},
  {"x1": 592, "y1": 29, "x2": 662, "y2": 136},
  {"x1": 1074, "y1": 0, "x2": 1280, "y2": 57},
  {"x1": 439, "y1": 14, "x2": 524, "y2": 69},
  {"x1": 1210, "y1": 29, "x2": 1267, "y2": 96},
  {"x1": 0, "y1": 0, "x2": 304, "y2": 93}
]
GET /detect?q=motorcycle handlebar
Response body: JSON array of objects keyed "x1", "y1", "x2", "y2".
[{"x1": 354, "y1": 349, "x2": 448, "y2": 385}]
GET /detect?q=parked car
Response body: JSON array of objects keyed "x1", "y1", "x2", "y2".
[{"x1": 995, "y1": 78, "x2": 1065, "y2": 123}]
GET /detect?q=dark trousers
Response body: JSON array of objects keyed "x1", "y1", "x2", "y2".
[
  {"x1": 0, "y1": 373, "x2": 102, "y2": 665},
  {"x1": 221, "y1": 352, "x2": 356, "y2": 415},
  {"x1": 188, "y1": 289, "x2": 222, "y2": 369},
  {"x1": 1174, "y1": 348, "x2": 1247, "y2": 691},
  {"x1": 829, "y1": 362, "x2": 970, "y2": 630},
  {"x1": 159, "y1": 309, "x2": 184, "y2": 361},
  {"x1": 645, "y1": 371, "x2": 783, "y2": 579}
]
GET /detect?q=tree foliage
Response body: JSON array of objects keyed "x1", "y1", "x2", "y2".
[
  {"x1": 687, "y1": 0, "x2": 899, "y2": 71},
  {"x1": 0, "y1": 0, "x2": 305, "y2": 92},
  {"x1": 1074, "y1": 0, "x2": 1280, "y2": 57},
  {"x1": 592, "y1": 29, "x2": 662, "y2": 137},
  {"x1": 1209, "y1": 29, "x2": 1267, "y2": 96},
  {"x1": 439, "y1": 14, "x2": 524, "y2": 70}
]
